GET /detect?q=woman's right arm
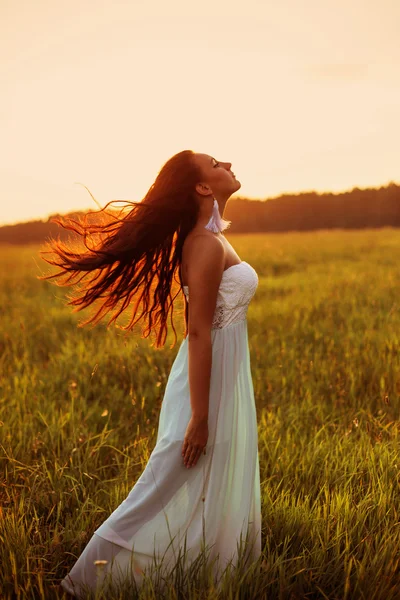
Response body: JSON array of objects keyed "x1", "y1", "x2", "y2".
[
  {"x1": 185, "y1": 233, "x2": 225, "y2": 421},
  {"x1": 180, "y1": 234, "x2": 225, "y2": 468}
]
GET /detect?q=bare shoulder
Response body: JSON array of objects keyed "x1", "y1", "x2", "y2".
[
  {"x1": 183, "y1": 230, "x2": 224, "y2": 260},
  {"x1": 182, "y1": 232, "x2": 226, "y2": 334},
  {"x1": 183, "y1": 232, "x2": 224, "y2": 281}
]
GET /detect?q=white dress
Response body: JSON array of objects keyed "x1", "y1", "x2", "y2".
[{"x1": 61, "y1": 260, "x2": 261, "y2": 597}]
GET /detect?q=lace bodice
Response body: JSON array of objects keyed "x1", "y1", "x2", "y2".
[{"x1": 182, "y1": 261, "x2": 258, "y2": 330}]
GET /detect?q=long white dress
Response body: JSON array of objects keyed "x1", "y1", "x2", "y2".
[{"x1": 61, "y1": 260, "x2": 261, "y2": 597}]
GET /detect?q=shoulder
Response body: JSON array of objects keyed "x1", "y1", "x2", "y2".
[
  {"x1": 182, "y1": 232, "x2": 226, "y2": 333},
  {"x1": 183, "y1": 231, "x2": 225, "y2": 300},
  {"x1": 183, "y1": 231, "x2": 225, "y2": 279},
  {"x1": 184, "y1": 230, "x2": 224, "y2": 259}
]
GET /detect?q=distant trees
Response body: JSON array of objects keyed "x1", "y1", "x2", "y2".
[
  {"x1": 0, "y1": 211, "x2": 85, "y2": 245},
  {"x1": 0, "y1": 182, "x2": 399, "y2": 244},
  {"x1": 224, "y1": 182, "x2": 400, "y2": 233}
]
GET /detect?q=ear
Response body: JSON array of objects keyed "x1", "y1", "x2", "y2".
[{"x1": 195, "y1": 182, "x2": 212, "y2": 197}]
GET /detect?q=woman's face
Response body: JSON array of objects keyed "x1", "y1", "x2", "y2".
[{"x1": 194, "y1": 153, "x2": 241, "y2": 198}]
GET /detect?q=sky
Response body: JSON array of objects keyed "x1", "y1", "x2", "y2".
[{"x1": 1, "y1": 0, "x2": 399, "y2": 226}]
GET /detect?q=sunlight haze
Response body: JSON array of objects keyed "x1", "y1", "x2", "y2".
[{"x1": 1, "y1": 0, "x2": 399, "y2": 225}]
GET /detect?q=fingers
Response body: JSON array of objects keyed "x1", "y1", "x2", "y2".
[
  {"x1": 182, "y1": 444, "x2": 204, "y2": 468},
  {"x1": 183, "y1": 446, "x2": 198, "y2": 468}
]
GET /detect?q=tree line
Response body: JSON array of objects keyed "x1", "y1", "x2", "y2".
[{"x1": 0, "y1": 181, "x2": 399, "y2": 244}]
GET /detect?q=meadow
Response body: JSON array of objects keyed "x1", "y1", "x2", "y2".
[{"x1": 1, "y1": 228, "x2": 399, "y2": 599}]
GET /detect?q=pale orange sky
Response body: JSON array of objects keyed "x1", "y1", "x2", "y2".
[{"x1": 1, "y1": 0, "x2": 399, "y2": 226}]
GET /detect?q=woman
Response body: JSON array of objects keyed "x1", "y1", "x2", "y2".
[{"x1": 39, "y1": 150, "x2": 261, "y2": 596}]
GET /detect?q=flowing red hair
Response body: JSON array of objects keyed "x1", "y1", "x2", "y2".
[{"x1": 38, "y1": 150, "x2": 203, "y2": 348}]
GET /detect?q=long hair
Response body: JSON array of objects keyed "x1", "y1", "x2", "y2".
[{"x1": 38, "y1": 150, "x2": 202, "y2": 348}]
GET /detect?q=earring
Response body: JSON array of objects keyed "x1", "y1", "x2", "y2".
[{"x1": 204, "y1": 197, "x2": 231, "y2": 233}]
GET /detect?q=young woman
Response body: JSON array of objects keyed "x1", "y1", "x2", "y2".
[{"x1": 39, "y1": 150, "x2": 261, "y2": 595}]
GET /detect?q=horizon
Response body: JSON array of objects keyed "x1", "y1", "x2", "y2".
[
  {"x1": 1, "y1": 0, "x2": 398, "y2": 226},
  {"x1": 1, "y1": 178, "x2": 398, "y2": 229}
]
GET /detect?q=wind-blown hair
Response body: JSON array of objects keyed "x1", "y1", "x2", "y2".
[{"x1": 38, "y1": 150, "x2": 203, "y2": 348}]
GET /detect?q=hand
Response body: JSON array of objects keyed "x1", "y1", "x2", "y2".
[{"x1": 181, "y1": 414, "x2": 208, "y2": 468}]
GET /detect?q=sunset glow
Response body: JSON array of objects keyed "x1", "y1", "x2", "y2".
[{"x1": 1, "y1": 0, "x2": 399, "y2": 226}]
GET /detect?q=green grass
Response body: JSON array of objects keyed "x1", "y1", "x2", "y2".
[{"x1": 1, "y1": 228, "x2": 400, "y2": 599}]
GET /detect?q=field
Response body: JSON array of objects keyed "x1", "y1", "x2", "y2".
[{"x1": 1, "y1": 228, "x2": 400, "y2": 599}]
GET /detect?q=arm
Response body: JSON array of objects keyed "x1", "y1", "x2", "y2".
[
  {"x1": 186, "y1": 234, "x2": 225, "y2": 419},
  {"x1": 181, "y1": 234, "x2": 225, "y2": 467}
]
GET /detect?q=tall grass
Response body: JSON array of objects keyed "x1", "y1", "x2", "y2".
[{"x1": 1, "y1": 228, "x2": 399, "y2": 599}]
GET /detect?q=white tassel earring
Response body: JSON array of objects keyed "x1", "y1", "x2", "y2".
[{"x1": 204, "y1": 197, "x2": 231, "y2": 233}]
